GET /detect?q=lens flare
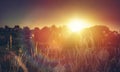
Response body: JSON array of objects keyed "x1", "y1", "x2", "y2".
[{"x1": 67, "y1": 19, "x2": 91, "y2": 32}]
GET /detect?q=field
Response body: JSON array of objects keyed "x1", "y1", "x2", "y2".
[{"x1": 0, "y1": 25, "x2": 120, "y2": 72}]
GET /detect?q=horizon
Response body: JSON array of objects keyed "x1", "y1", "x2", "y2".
[{"x1": 0, "y1": 24, "x2": 119, "y2": 32}]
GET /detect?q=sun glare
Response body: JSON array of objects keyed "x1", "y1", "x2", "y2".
[{"x1": 68, "y1": 19, "x2": 91, "y2": 32}]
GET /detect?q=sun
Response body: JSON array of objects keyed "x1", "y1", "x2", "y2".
[{"x1": 67, "y1": 19, "x2": 91, "y2": 32}]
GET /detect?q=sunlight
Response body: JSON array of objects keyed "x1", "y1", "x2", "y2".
[{"x1": 67, "y1": 19, "x2": 91, "y2": 32}]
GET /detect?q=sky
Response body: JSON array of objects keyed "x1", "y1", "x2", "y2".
[{"x1": 0, "y1": 0, "x2": 120, "y2": 30}]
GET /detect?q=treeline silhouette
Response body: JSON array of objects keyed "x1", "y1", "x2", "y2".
[{"x1": 0, "y1": 25, "x2": 120, "y2": 72}]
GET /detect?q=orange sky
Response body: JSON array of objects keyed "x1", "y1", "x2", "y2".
[{"x1": 0, "y1": 0, "x2": 120, "y2": 31}]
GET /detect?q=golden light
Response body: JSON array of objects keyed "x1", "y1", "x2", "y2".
[{"x1": 67, "y1": 19, "x2": 91, "y2": 32}]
